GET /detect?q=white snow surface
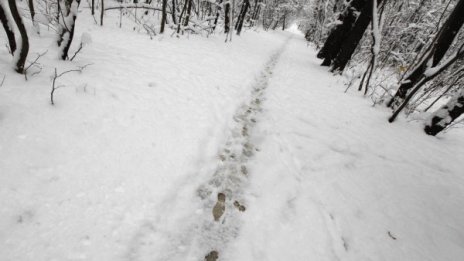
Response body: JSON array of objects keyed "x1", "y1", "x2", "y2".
[{"x1": 1, "y1": 12, "x2": 464, "y2": 261}]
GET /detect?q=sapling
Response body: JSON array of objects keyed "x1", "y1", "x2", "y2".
[{"x1": 50, "y1": 63, "x2": 91, "y2": 105}]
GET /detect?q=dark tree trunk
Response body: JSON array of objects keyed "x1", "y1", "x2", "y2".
[
  {"x1": 176, "y1": 0, "x2": 188, "y2": 33},
  {"x1": 388, "y1": 0, "x2": 464, "y2": 108},
  {"x1": 91, "y1": 0, "x2": 95, "y2": 15},
  {"x1": 331, "y1": 0, "x2": 383, "y2": 72},
  {"x1": 28, "y1": 0, "x2": 36, "y2": 23},
  {"x1": 29, "y1": 0, "x2": 40, "y2": 34},
  {"x1": 183, "y1": 0, "x2": 192, "y2": 26},
  {"x1": 236, "y1": 0, "x2": 249, "y2": 35},
  {"x1": 212, "y1": 0, "x2": 223, "y2": 31},
  {"x1": 8, "y1": 0, "x2": 29, "y2": 73},
  {"x1": 250, "y1": 0, "x2": 260, "y2": 26},
  {"x1": 57, "y1": 0, "x2": 60, "y2": 22},
  {"x1": 58, "y1": 0, "x2": 81, "y2": 60},
  {"x1": 224, "y1": 2, "x2": 230, "y2": 33},
  {"x1": 0, "y1": 2, "x2": 16, "y2": 55},
  {"x1": 160, "y1": 0, "x2": 168, "y2": 33},
  {"x1": 317, "y1": 0, "x2": 367, "y2": 66},
  {"x1": 282, "y1": 13, "x2": 286, "y2": 30},
  {"x1": 100, "y1": 0, "x2": 104, "y2": 26},
  {"x1": 171, "y1": 0, "x2": 176, "y2": 25},
  {"x1": 424, "y1": 89, "x2": 464, "y2": 136}
]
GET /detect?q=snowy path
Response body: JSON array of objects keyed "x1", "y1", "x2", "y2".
[{"x1": 126, "y1": 37, "x2": 291, "y2": 261}]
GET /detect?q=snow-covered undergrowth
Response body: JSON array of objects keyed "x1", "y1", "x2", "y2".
[{"x1": 1, "y1": 10, "x2": 464, "y2": 261}]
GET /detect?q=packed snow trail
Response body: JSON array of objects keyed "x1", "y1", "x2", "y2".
[{"x1": 126, "y1": 38, "x2": 291, "y2": 261}]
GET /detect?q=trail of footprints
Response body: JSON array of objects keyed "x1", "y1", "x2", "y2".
[
  {"x1": 124, "y1": 40, "x2": 289, "y2": 261},
  {"x1": 198, "y1": 43, "x2": 288, "y2": 261}
]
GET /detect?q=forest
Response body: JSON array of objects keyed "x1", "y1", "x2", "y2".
[{"x1": 1, "y1": 0, "x2": 463, "y2": 261}]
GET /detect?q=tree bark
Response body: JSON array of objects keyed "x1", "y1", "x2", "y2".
[
  {"x1": 224, "y1": 2, "x2": 230, "y2": 33},
  {"x1": 424, "y1": 89, "x2": 464, "y2": 136},
  {"x1": 388, "y1": 0, "x2": 464, "y2": 108},
  {"x1": 183, "y1": 0, "x2": 192, "y2": 26},
  {"x1": 171, "y1": 0, "x2": 176, "y2": 25},
  {"x1": 28, "y1": 0, "x2": 40, "y2": 34},
  {"x1": 236, "y1": 0, "x2": 249, "y2": 35},
  {"x1": 100, "y1": 0, "x2": 104, "y2": 26},
  {"x1": 282, "y1": 13, "x2": 286, "y2": 30},
  {"x1": 8, "y1": 0, "x2": 29, "y2": 73},
  {"x1": 0, "y1": 1, "x2": 16, "y2": 55},
  {"x1": 250, "y1": 0, "x2": 260, "y2": 26},
  {"x1": 331, "y1": 0, "x2": 382, "y2": 72},
  {"x1": 160, "y1": 0, "x2": 168, "y2": 33},
  {"x1": 317, "y1": 0, "x2": 367, "y2": 66},
  {"x1": 58, "y1": 0, "x2": 81, "y2": 60},
  {"x1": 212, "y1": 0, "x2": 223, "y2": 31}
]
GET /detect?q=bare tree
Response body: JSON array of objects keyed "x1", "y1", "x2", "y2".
[
  {"x1": 317, "y1": 0, "x2": 368, "y2": 66},
  {"x1": 8, "y1": 0, "x2": 29, "y2": 73},
  {"x1": 236, "y1": 0, "x2": 250, "y2": 35},
  {"x1": 160, "y1": 0, "x2": 168, "y2": 33},
  {"x1": 331, "y1": 0, "x2": 384, "y2": 73},
  {"x1": 57, "y1": 0, "x2": 82, "y2": 60},
  {"x1": 387, "y1": 0, "x2": 464, "y2": 108},
  {"x1": 28, "y1": 0, "x2": 40, "y2": 34},
  {"x1": 0, "y1": 0, "x2": 16, "y2": 55}
]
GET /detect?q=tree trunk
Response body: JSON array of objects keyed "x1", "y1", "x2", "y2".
[
  {"x1": 236, "y1": 0, "x2": 249, "y2": 35},
  {"x1": 171, "y1": 0, "x2": 176, "y2": 25},
  {"x1": 0, "y1": 1, "x2": 16, "y2": 55},
  {"x1": 91, "y1": 0, "x2": 94, "y2": 15},
  {"x1": 58, "y1": 0, "x2": 81, "y2": 60},
  {"x1": 388, "y1": 0, "x2": 464, "y2": 108},
  {"x1": 212, "y1": 0, "x2": 223, "y2": 31},
  {"x1": 317, "y1": 0, "x2": 367, "y2": 66},
  {"x1": 176, "y1": 0, "x2": 188, "y2": 33},
  {"x1": 28, "y1": 0, "x2": 40, "y2": 34},
  {"x1": 250, "y1": 0, "x2": 260, "y2": 26},
  {"x1": 183, "y1": 0, "x2": 192, "y2": 27},
  {"x1": 282, "y1": 13, "x2": 286, "y2": 30},
  {"x1": 271, "y1": 17, "x2": 279, "y2": 30},
  {"x1": 331, "y1": 0, "x2": 383, "y2": 72},
  {"x1": 424, "y1": 89, "x2": 464, "y2": 136},
  {"x1": 224, "y1": 2, "x2": 230, "y2": 33},
  {"x1": 160, "y1": 0, "x2": 168, "y2": 33},
  {"x1": 8, "y1": 0, "x2": 29, "y2": 73},
  {"x1": 100, "y1": 0, "x2": 104, "y2": 26}
]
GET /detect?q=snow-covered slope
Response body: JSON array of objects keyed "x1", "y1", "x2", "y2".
[{"x1": 1, "y1": 11, "x2": 463, "y2": 261}]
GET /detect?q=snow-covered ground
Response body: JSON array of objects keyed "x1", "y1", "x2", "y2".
[{"x1": 1, "y1": 11, "x2": 464, "y2": 261}]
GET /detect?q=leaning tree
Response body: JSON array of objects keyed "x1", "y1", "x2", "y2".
[
  {"x1": 387, "y1": 0, "x2": 464, "y2": 109},
  {"x1": 6, "y1": 0, "x2": 29, "y2": 73}
]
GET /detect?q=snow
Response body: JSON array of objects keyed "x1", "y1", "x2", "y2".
[
  {"x1": 286, "y1": 23, "x2": 304, "y2": 36},
  {"x1": 81, "y1": 32, "x2": 92, "y2": 45},
  {"x1": 1, "y1": 8, "x2": 464, "y2": 261}
]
